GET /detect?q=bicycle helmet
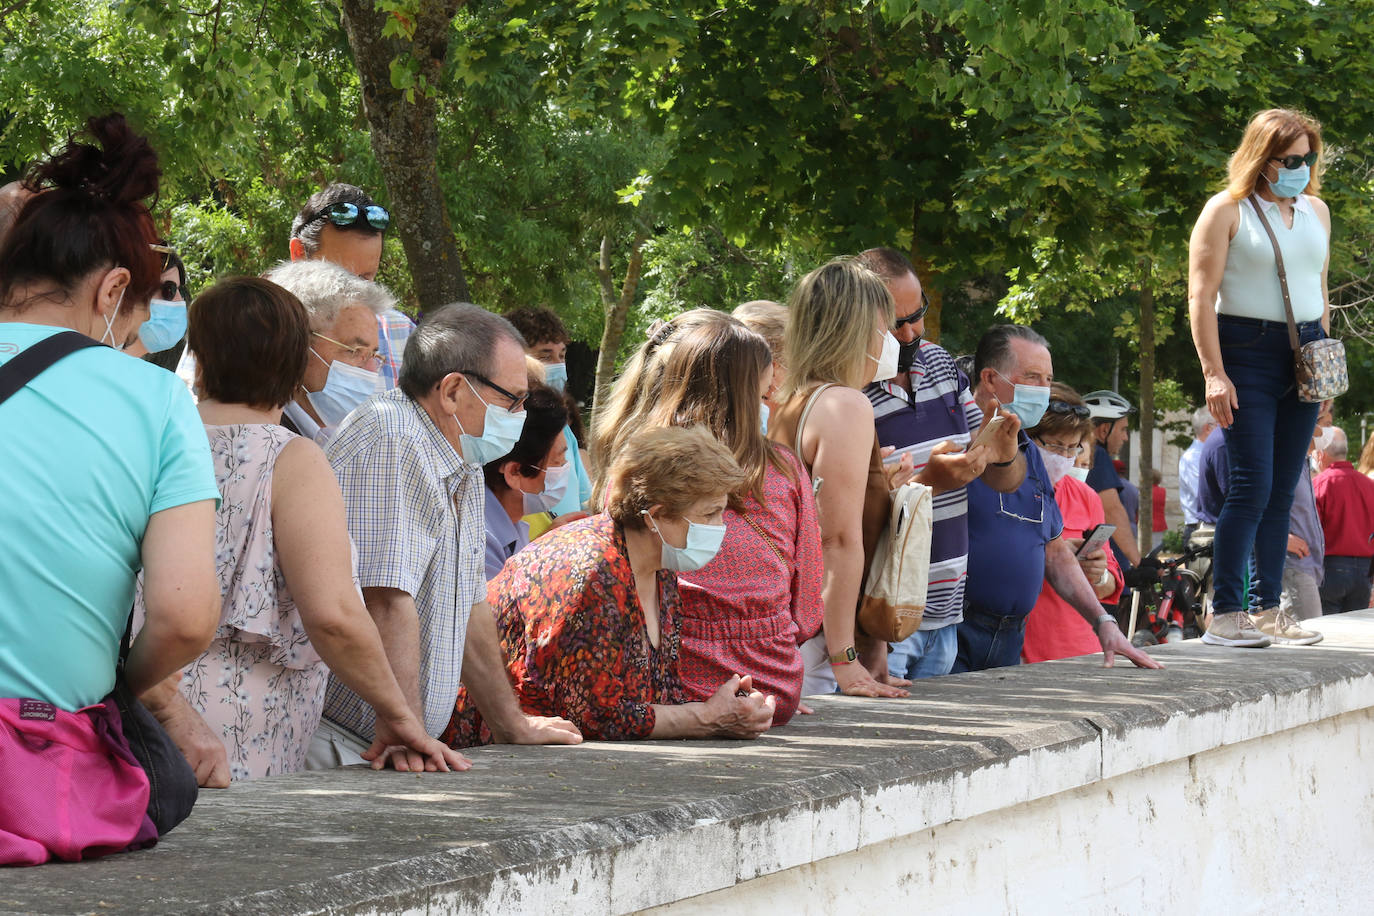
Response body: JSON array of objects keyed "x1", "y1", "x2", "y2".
[{"x1": 1082, "y1": 389, "x2": 1133, "y2": 421}]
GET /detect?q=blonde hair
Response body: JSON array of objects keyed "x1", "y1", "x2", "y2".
[
  {"x1": 524, "y1": 354, "x2": 547, "y2": 385},
  {"x1": 604, "y1": 426, "x2": 747, "y2": 528},
  {"x1": 1226, "y1": 108, "x2": 1324, "y2": 201},
  {"x1": 779, "y1": 257, "x2": 894, "y2": 401},
  {"x1": 1356, "y1": 432, "x2": 1374, "y2": 476},
  {"x1": 732, "y1": 300, "x2": 788, "y2": 357},
  {"x1": 590, "y1": 309, "x2": 721, "y2": 475}
]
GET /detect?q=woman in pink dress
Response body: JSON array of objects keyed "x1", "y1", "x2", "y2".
[
  {"x1": 591, "y1": 310, "x2": 822, "y2": 724},
  {"x1": 1022, "y1": 384, "x2": 1124, "y2": 663}
]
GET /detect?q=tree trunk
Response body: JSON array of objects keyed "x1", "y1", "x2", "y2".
[
  {"x1": 339, "y1": 0, "x2": 469, "y2": 311},
  {"x1": 1137, "y1": 259, "x2": 1156, "y2": 558},
  {"x1": 593, "y1": 232, "x2": 648, "y2": 410},
  {"x1": 910, "y1": 203, "x2": 942, "y2": 344}
]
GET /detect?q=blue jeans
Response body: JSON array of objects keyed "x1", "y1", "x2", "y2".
[
  {"x1": 888, "y1": 624, "x2": 958, "y2": 679},
  {"x1": 952, "y1": 610, "x2": 1026, "y2": 673},
  {"x1": 1320, "y1": 555, "x2": 1372, "y2": 615},
  {"x1": 1211, "y1": 315, "x2": 1323, "y2": 614}
]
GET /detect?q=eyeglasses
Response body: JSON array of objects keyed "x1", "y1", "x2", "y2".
[
  {"x1": 158, "y1": 280, "x2": 186, "y2": 301},
  {"x1": 307, "y1": 201, "x2": 391, "y2": 232},
  {"x1": 894, "y1": 291, "x2": 931, "y2": 329},
  {"x1": 998, "y1": 490, "x2": 1045, "y2": 525},
  {"x1": 1045, "y1": 400, "x2": 1091, "y2": 418},
  {"x1": 459, "y1": 370, "x2": 528, "y2": 412},
  {"x1": 1269, "y1": 152, "x2": 1317, "y2": 171},
  {"x1": 312, "y1": 332, "x2": 383, "y2": 368},
  {"x1": 1035, "y1": 438, "x2": 1085, "y2": 458}
]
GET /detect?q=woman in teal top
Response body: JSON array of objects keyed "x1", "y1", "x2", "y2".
[
  {"x1": 1188, "y1": 109, "x2": 1330, "y2": 650},
  {"x1": 0, "y1": 114, "x2": 221, "y2": 712}
]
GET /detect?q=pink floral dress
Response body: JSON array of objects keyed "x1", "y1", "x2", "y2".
[{"x1": 166, "y1": 425, "x2": 329, "y2": 780}]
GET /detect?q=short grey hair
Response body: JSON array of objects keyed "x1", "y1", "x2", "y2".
[
  {"x1": 1192, "y1": 406, "x2": 1215, "y2": 438},
  {"x1": 262, "y1": 259, "x2": 395, "y2": 332},
  {"x1": 400, "y1": 303, "x2": 526, "y2": 400},
  {"x1": 1325, "y1": 426, "x2": 1349, "y2": 459},
  {"x1": 973, "y1": 324, "x2": 1050, "y2": 382}
]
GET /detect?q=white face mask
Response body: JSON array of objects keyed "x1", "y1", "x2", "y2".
[
  {"x1": 1313, "y1": 426, "x2": 1336, "y2": 453},
  {"x1": 869, "y1": 331, "x2": 900, "y2": 383},
  {"x1": 646, "y1": 512, "x2": 728, "y2": 572},
  {"x1": 1037, "y1": 446, "x2": 1076, "y2": 485},
  {"x1": 522, "y1": 461, "x2": 572, "y2": 515}
]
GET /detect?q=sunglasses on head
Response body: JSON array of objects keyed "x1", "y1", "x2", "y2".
[
  {"x1": 310, "y1": 201, "x2": 390, "y2": 231},
  {"x1": 1045, "y1": 400, "x2": 1091, "y2": 418},
  {"x1": 894, "y1": 291, "x2": 932, "y2": 329},
  {"x1": 1269, "y1": 151, "x2": 1317, "y2": 171}
]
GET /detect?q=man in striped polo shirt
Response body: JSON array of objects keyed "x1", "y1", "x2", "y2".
[{"x1": 859, "y1": 248, "x2": 1025, "y2": 679}]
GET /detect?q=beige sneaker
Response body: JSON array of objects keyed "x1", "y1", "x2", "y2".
[
  {"x1": 1251, "y1": 608, "x2": 1323, "y2": 646},
  {"x1": 1201, "y1": 610, "x2": 1272, "y2": 648}
]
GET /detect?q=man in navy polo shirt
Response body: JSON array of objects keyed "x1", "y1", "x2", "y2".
[
  {"x1": 959, "y1": 325, "x2": 1160, "y2": 672},
  {"x1": 859, "y1": 248, "x2": 1025, "y2": 679}
]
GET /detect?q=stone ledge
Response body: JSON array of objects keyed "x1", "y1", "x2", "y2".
[{"x1": 5, "y1": 611, "x2": 1374, "y2": 915}]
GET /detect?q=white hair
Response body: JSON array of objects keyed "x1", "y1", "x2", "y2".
[
  {"x1": 263, "y1": 259, "x2": 395, "y2": 331},
  {"x1": 1324, "y1": 425, "x2": 1349, "y2": 460},
  {"x1": 1192, "y1": 406, "x2": 1215, "y2": 438}
]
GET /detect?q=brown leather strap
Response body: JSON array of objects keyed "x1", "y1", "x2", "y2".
[{"x1": 1246, "y1": 194, "x2": 1302, "y2": 352}]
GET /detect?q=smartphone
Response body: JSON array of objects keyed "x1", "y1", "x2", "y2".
[
  {"x1": 969, "y1": 413, "x2": 1007, "y2": 451},
  {"x1": 1076, "y1": 523, "x2": 1116, "y2": 557}
]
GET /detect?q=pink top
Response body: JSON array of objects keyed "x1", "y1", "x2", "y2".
[
  {"x1": 675, "y1": 448, "x2": 823, "y2": 725},
  {"x1": 1022, "y1": 475, "x2": 1123, "y2": 664}
]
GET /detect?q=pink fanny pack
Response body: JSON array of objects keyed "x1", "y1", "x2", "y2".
[{"x1": 0, "y1": 697, "x2": 158, "y2": 866}]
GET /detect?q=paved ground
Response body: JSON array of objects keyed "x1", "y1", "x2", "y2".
[{"x1": 4, "y1": 612, "x2": 1373, "y2": 915}]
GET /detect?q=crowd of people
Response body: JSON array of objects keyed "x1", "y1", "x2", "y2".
[{"x1": 0, "y1": 105, "x2": 1350, "y2": 864}]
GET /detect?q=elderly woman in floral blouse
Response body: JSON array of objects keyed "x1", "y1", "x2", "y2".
[{"x1": 444, "y1": 425, "x2": 776, "y2": 745}]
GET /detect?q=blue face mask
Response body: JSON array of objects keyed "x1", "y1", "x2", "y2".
[
  {"x1": 305, "y1": 350, "x2": 380, "y2": 428},
  {"x1": 453, "y1": 376, "x2": 527, "y2": 466},
  {"x1": 543, "y1": 362, "x2": 568, "y2": 393},
  {"x1": 995, "y1": 369, "x2": 1051, "y2": 428},
  {"x1": 760, "y1": 402, "x2": 770, "y2": 436},
  {"x1": 1268, "y1": 163, "x2": 1310, "y2": 199},
  {"x1": 137, "y1": 298, "x2": 186, "y2": 353},
  {"x1": 647, "y1": 513, "x2": 728, "y2": 572}
]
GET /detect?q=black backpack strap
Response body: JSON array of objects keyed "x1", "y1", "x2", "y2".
[{"x1": 0, "y1": 331, "x2": 104, "y2": 407}]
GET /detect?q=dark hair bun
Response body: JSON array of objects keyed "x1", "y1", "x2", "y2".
[{"x1": 28, "y1": 113, "x2": 161, "y2": 206}]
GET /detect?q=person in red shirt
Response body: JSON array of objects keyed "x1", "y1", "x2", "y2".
[
  {"x1": 1023, "y1": 385, "x2": 1125, "y2": 663},
  {"x1": 1312, "y1": 426, "x2": 1374, "y2": 613}
]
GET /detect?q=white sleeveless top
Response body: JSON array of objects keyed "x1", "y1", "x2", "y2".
[{"x1": 1216, "y1": 194, "x2": 1326, "y2": 323}]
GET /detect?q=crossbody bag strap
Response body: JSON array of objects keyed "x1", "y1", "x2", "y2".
[
  {"x1": 0, "y1": 330, "x2": 104, "y2": 406},
  {"x1": 740, "y1": 508, "x2": 789, "y2": 570},
  {"x1": 1247, "y1": 194, "x2": 1302, "y2": 352}
]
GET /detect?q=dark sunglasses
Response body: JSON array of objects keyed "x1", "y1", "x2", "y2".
[
  {"x1": 1046, "y1": 400, "x2": 1091, "y2": 418},
  {"x1": 894, "y1": 291, "x2": 932, "y2": 329},
  {"x1": 310, "y1": 201, "x2": 391, "y2": 231},
  {"x1": 158, "y1": 280, "x2": 186, "y2": 301},
  {"x1": 1269, "y1": 151, "x2": 1317, "y2": 171},
  {"x1": 458, "y1": 370, "x2": 528, "y2": 412}
]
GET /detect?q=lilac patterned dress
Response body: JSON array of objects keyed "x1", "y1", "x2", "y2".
[{"x1": 182, "y1": 424, "x2": 328, "y2": 780}]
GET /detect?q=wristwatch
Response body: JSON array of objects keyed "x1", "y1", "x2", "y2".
[
  {"x1": 1092, "y1": 612, "x2": 1117, "y2": 633},
  {"x1": 828, "y1": 645, "x2": 858, "y2": 666}
]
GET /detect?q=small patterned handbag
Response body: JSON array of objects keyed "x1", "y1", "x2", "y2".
[{"x1": 1248, "y1": 194, "x2": 1348, "y2": 403}]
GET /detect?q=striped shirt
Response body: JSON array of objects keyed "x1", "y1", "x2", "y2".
[
  {"x1": 322, "y1": 388, "x2": 485, "y2": 740},
  {"x1": 377, "y1": 309, "x2": 416, "y2": 390},
  {"x1": 864, "y1": 341, "x2": 982, "y2": 630}
]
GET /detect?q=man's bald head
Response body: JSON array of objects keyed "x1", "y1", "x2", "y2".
[{"x1": 0, "y1": 181, "x2": 37, "y2": 249}]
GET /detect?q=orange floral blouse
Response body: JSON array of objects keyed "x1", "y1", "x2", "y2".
[{"x1": 443, "y1": 514, "x2": 685, "y2": 747}]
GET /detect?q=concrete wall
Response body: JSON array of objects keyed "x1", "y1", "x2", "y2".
[{"x1": 6, "y1": 614, "x2": 1374, "y2": 916}]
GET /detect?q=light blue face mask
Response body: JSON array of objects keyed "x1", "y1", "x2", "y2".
[
  {"x1": 453, "y1": 376, "x2": 527, "y2": 466},
  {"x1": 760, "y1": 402, "x2": 770, "y2": 436},
  {"x1": 305, "y1": 349, "x2": 380, "y2": 428},
  {"x1": 647, "y1": 512, "x2": 728, "y2": 573},
  {"x1": 543, "y1": 362, "x2": 568, "y2": 393},
  {"x1": 1268, "y1": 163, "x2": 1310, "y2": 199},
  {"x1": 995, "y1": 369, "x2": 1051, "y2": 428},
  {"x1": 137, "y1": 298, "x2": 187, "y2": 353}
]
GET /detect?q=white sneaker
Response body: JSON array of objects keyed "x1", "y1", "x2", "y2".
[{"x1": 1201, "y1": 611, "x2": 1271, "y2": 648}]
